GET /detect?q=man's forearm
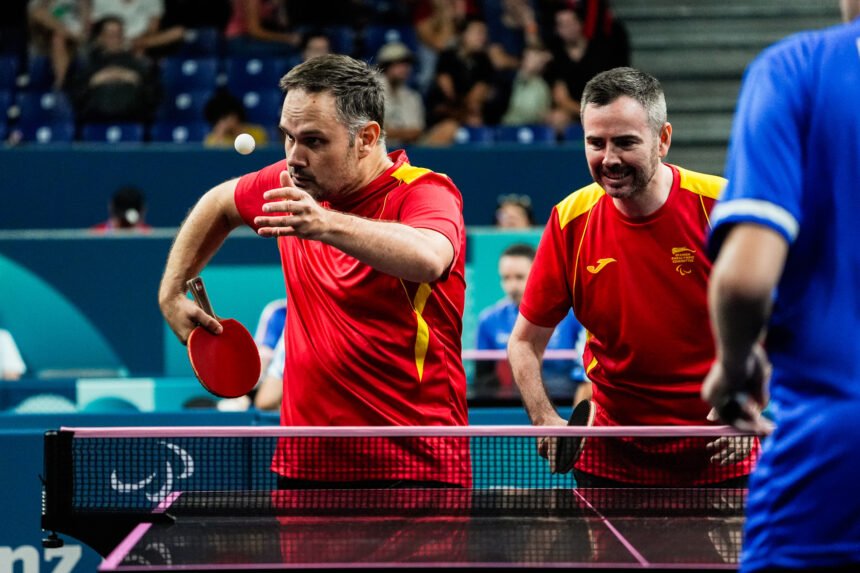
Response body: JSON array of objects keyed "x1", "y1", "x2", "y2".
[
  {"x1": 710, "y1": 225, "x2": 788, "y2": 378},
  {"x1": 159, "y1": 184, "x2": 241, "y2": 306}
]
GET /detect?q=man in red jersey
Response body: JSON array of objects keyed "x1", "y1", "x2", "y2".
[
  {"x1": 508, "y1": 67, "x2": 755, "y2": 487},
  {"x1": 159, "y1": 54, "x2": 469, "y2": 488}
]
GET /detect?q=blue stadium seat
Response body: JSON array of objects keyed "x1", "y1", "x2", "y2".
[
  {"x1": 156, "y1": 89, "x2": 213, "y2": 122},
  {"x1": 241, "y1": 89, "x2": 283, "y2": 125},
  {"x1": 150, "y1": 121, "x2": 209, "y2": 143},
  {"x1": 224, "y1": 57, "x2": 288, "y2": 95},
  {"x1": 496, "y1": 125, "x2": 556, "y2": 144},
  {"x1": 362, "y1": 25, "x2": 419, "y2": 61},
  {"x1": 454, "y1": 125, "x2": 495, "y2": 145},
  {"x1": 325, "y1": 26, "x2": 355, "y2": 55},
  {"x1": 24, "y1": 55, "x2": 54, "y2": 91},
  {"x1": 15, "y1": 91, "x2": 74, "y2": 123},
  {"x1": 0, "y1": 89, "x2": 12, "y2": 117},
  {"x1": 0, "y1": 56, "x2": 19, "y2": 90},
  {"x1": 176, "y1": 27, "x2": 221, "y2": 57},
  {"x1": 161, "y1": 57, "x2": 218, "y2": 94},
  {"x1": 81, "y1": 123, "x2": 145, "y2": 143},
  {"x1": 563, "y1": 124, "x2": 585, "y2": 142},
  {"x1": 15, "y1": 120, "x2": 75, "y2": 143}
]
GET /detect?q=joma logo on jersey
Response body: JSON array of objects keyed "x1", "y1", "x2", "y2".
[
  {"x1": 671, "y1": 247, "x2": 696, "y2": 275},
  {"x1": 586, "y1": 258, "x2": 617, "y2": 274}
]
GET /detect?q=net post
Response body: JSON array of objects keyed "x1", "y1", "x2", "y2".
[{"x1": 41, "y1": 430, "x2": 74, "y2": 540}]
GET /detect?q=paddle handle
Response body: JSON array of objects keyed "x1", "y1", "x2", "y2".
[{"x1": 186, "y1": 276, "x2": 218, "y2": 319}]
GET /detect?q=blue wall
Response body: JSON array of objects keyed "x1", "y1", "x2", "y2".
[
  {"x1": 0, "y1": 228, "x2": 545, "y2": 378},
  {"x1": 0, "y1": 144, "x2": 590, "y2": 229}
]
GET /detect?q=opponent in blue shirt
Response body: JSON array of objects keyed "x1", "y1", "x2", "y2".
[
  {"x1": 704, "y1": 4, "x2": 860, "y2": 571},
  {"x1": 475, "y1": 243, "x2": 586, "y2": 400}
]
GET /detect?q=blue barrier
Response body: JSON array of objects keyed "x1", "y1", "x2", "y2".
[{"x1": 0, "y1": 145, "x2": 590, "y2": 230}]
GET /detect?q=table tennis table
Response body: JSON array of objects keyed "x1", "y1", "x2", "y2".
[
  {"x1": 96, "y1": 488, "x2": 743, "y2": 571},
  {"x1": 41, "y1": 426, "x2": 755, "y2": 572}
]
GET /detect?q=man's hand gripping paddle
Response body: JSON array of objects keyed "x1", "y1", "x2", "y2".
[
  {"x1": 553, "y1": 399, "x2": 596, "y2": 474},
  {"x1": 186, "y1": 276, "x2": 261, "y2": 398}
]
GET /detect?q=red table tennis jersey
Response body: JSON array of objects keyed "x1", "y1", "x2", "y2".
[
  {"x1": 521, "y1": 164, "x2": 755, "y2": 484},
  {"x1": 235, "y1": 150, "x2": 469, "y2": 485}
]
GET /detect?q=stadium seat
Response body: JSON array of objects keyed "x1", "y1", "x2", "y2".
[
  {"x1": 224, "y1": 57, "x2": 288, "y2": 95},
  {"x1": 325, "y1": 26, "x2": 356, "y2": 55},
  {"x1": 495, "y1": 125, "x2": 556, "y2": 144},
  {"x1": 15, "y1": 120, "x2": 75, "y2": 143},
  {"x1": 563, "y1": 124, "x2": 585, "y2": 142},
  {"x1": 150, "y1": 121, "x2": 209, "y2": 143},
  {"x1": 453, "y1": 125, "x2": 495, "y2": 145},
  {"x1": 0, "y1": 55, "x2": 18, "y2": 90},
  {"x1": 0, "y1": 89, "x2": 12, "y2": 117},
  {"x1": 176, "y1": 27, "x2": 221, "y2": 57},
  {"x1": 23, "y1": 55, "x2": 54, "y2": 91},
  {"x1": 81, "y1": 123, "x2": 145, "y2": 143},
  {"x1": 362, "y1": 25, "x2": 419, "y2": 61},
  {"x1": 156, "y1": 89, "x2": 213, "y2": 122},
  {"x1": 14, "y1": 91, "x2": 74, "y2": 123},
  {"x1": 240, "y1": 89, "x2": 284, "y2": 125},
  {"x1": 161, "y1": 57, "x2": 218, "y2": 94}
]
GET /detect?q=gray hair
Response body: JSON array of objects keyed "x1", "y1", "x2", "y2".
[
  {"x1": 580, "y1": 67, "x2": 667, "y2": 134},
  {"x1": 279, "y1": 54, "x2": 386, "y2": 145}
]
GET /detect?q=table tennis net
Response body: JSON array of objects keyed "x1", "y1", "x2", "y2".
[{"x1": 43, "y1": 426, "x2": 756, "y2": 525}]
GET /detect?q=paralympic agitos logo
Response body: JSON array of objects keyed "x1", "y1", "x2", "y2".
[{"x1": 110, "y1": 441, "x2": 195, "y2": 503}]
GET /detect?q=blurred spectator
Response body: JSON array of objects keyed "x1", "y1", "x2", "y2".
[
  {"x1": 133, "y1": 0, "x2": 232, "y2": 57},
  {"x1": 28, "y1": 0, "x2": 91, "y2": 89},
  {"x1": 0, "y1": 1, "x2": 29, "y2": 62},
  {"x1": 91, "y1": 185, "x2": 153, "y2": 234},
  {"x1": 299, "y1": 30, "x2": 331, "y2": 61},
  {"x1": 544, "y1": 6, "x2": 614, "y2": 134},
  {"x1": 500, "y1": 43, "x2": 552, "y2": 126},
  {"x1": 423, "y1": 17, "x2": 495, "y2": 145},
  {"x1": 66, "y1": 16, "x2": 161, "y2": 122},
  {"x1": 225, "y1": 0, "x2": 300, "y2": 57},
  {"x1": 573, "y1": 0, "x2": 629, "y2": 68},
  {"x1": 413, "y1": 0, "x2": 479, "y2": 92},
  {"x1": 378, "y1": 41, "x2": 425, "y2": 147},
  {"x1": 0, "y1": 328, "x2": 26, "y2": 381},
  {"x1": 494, "y1": 193, "x2": 535, "y2": 227},
  {"x1": 203, "y1": 89, "x2": 269, "y2": 147},
  {"x1": 89, "y1": 0, "x2": 164, "y2": 52},
  {"x1": 485, "y1": 0, "x2": 541, "y2": 72},
  {"x1": 253, "y1": 297, "x2": 287, "y2": 378},
  {"x1": 254, "y1": 332, "x2": 284, "y2": 411},
  {"x1": 475, "y1": 243, "x2": 585, "y2": 399}
]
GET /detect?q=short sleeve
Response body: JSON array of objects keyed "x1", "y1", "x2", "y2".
[
  {"x1": 397, "y1": 174, "x2": 465, "y2": 266},
  {"x1": 710, "y1": 44, "x2": 807, "y2": 257},
  {"x1": 234, "y1": 160, "x2": 288, "y2": 231},
  {"x1": 519, "y1": 209, "x2": 574, "y2": 328}
]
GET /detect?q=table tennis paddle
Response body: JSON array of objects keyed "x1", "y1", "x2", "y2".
[
  {"x1": 554, "y1": 399, "x2": 595, "y2": 474},
  {"x1": 186, "y1": 276, "x2": 261, "y2": 399}
]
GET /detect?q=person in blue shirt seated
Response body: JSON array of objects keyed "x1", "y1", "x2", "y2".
[{"x1": 475, "y1": 243, "x2": 588, "y2": 401}]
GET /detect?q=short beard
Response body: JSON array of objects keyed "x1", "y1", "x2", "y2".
[{"x1": 601, "y1": 144, "x2": 661, "y2": 200}]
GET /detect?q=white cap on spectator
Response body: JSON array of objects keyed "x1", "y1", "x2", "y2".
[{"x1": 377, "y1": 42, "x2": 414, "y2": 66}]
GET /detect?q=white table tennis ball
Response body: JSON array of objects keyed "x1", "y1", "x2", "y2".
[{"x1": 234, "y1": 133, "x2": 256, "y2": 155}]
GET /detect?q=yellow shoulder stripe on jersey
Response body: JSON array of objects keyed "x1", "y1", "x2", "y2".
[
  {"x1": 556, "y1": 183, "x2": 605, "y2": 229},
  {"x1": 392, "y1": 164, "x2": 434, "y2": 184},
  {"x1": 677, "y1": 166, "x2": 726, "y2": 200}
]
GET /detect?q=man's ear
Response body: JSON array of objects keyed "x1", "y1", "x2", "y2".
[{"x1": 357, "y1": 122, "x2": 381, "y2": 156}]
